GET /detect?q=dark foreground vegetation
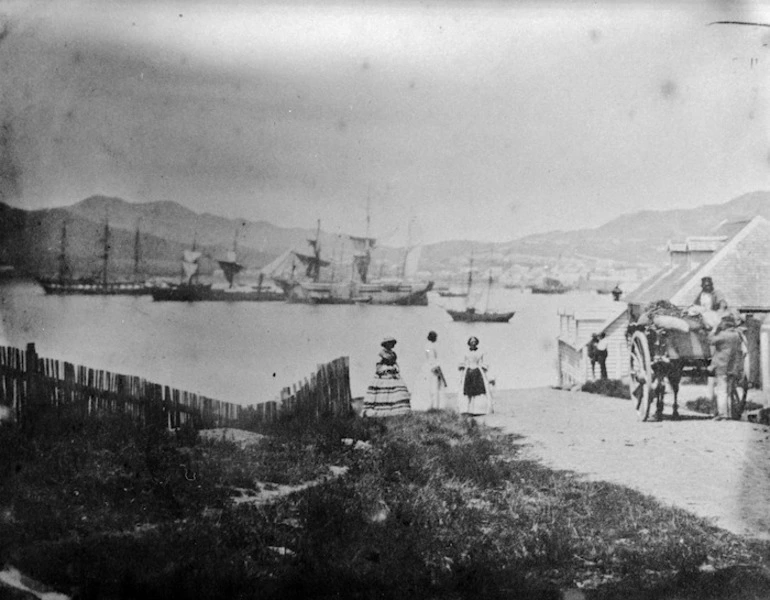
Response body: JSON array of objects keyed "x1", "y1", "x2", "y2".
[
  {"x1": 2, "y1": 406, "x2": 770, "y2": 600},
  {"x1": 580, "y1": 379, "x2": 630, "y2": 399}
]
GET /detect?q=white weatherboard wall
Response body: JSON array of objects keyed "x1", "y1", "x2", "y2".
[
  {"x1": 761, "y1": 319, "x2": 770, "y2": 407},
  {"x1": 557, "y1": 301, "x2": 629, "y2": 386}
]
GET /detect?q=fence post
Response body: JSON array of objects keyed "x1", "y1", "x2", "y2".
[{"x1": 24, "y1": 343, "x2": 40, "y2": 432}]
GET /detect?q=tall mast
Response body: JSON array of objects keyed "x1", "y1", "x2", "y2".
[
  {"x1": 361, "y1": 197, "x2": 373, "y2": 283},
  {"x1": 312, "y1": 219, "x2": 321, "y2": 282},
  {"x1": 133, "y1": 221, "x2": 141, "y2": 280},
  {"x1": 330, "y1": 236, "x2": 338, "y2": 282},
  {"x1": 101, "y1": 217, "x2": 110, "y2": 286},
  {"x1": 366, "y1": 196, "x2": 371, "y2": 243},
  {"x1": 217, "y1": 228, "x2": 244, "y2": 288},
  {"x1": 400, "y1": 218, "x2": 413, "y2": 279},
  {"x1": 192, "y1": 233, "x2": 198, "y2": 284},
  {"x1": 183, "y1": 232, "x2": 199, "y2": 285},
  {"x1": 467, "y1": 251, "x2": 474, "y2": 296},
  {"x1": 484, "y1": 269, "x2": 493, "y2": 313},
  {"x1": 58, "y1": 219, "x2": 69, "y2": 282}
]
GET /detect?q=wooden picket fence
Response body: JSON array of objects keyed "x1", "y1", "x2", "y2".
[{"x1": 0, "y1": 343, "x2": 352, "y2": 432}]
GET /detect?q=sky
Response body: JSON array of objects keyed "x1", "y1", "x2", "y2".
[{"x1": 1, "y1": 0, "x2": 769, "y2": 245}]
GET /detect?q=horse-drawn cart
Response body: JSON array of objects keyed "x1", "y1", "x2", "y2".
[{"x1": 626, "y1": 313, "x2": 749, "y2": 422}]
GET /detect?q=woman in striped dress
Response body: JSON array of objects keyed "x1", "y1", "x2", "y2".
[{"x1": 362, "y1": 337, "x2": 411, "y2": 417}]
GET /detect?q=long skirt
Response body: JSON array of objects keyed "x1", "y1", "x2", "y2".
[
  {"x1": 363, "y1": 373, "x2": 411, "y2": 417},
  {"x1": 459, "y1": 368, "x2": 491, "y2": 416},
  {"x1": 463, "y1": 368, "x2": 486, "y2": 397},
  {"x1": 411, "y1": 365, "x2": 446, "y2": 411}
]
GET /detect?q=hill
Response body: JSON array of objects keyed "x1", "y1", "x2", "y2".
[
  {"x1": 2, "y1": 191, "x2": 769, "y2": 279},
  {"x1": 422, "y1": 191, "x2": 770, "y2": 269},
  {"x1": 527, "y1": 191, "x2": 770, "y2": 261}
]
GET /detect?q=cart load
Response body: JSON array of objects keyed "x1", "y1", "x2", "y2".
[{"x1": 627, "y1": 300, "x2": 748, "y2": 421}]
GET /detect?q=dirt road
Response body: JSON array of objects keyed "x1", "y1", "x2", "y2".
[{"x1": 483, "y1": 387, "x2": 770, "y2": 540}]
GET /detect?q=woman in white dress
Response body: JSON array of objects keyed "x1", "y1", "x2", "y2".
[
  {"x1": 458, "y1": 336, "x2": 494, "y2": 416},
  {"x1": 411, "y1": 331, "x2": 447, "y2": 411}
]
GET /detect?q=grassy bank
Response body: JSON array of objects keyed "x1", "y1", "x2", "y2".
[{"x1": 2, "y1": 407, "x2": 770, "y2": 599}]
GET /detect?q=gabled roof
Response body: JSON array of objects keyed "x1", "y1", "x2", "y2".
[
  {"x1": 559, "y1": 301, "x2": 628, "y2": 347},
  {"x1": 667, "y1": 241, "x2": 688, "y2": 253},
  {"x1": 713, "y1": 219, "x2": 753, "y2": 238},
  {"x1": 559, "y1": 303, "x2": 627, "y2": 323},
  {"x1": 627, "y1": 216, "x2": 770, "y2": 310},
  {"x1": 684, "y1": 236, "x2": 726, "y2": 252},
  {"x1": 591, "y1": 304, "x2": 629, "y2": 338},
  {"x1": 625, "y1": 263, "x2": 701, "y2": 305}
]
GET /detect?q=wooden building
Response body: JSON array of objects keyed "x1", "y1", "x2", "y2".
[
  {"x1": 557, "y1": 302, "x2": 628, "y2": 387},
  {"x1": 558, "y1": 216, "x2": 770, "y2": 390},
  {"x1": 632, "y1": 217, "x2": 770, "y2": 388}
]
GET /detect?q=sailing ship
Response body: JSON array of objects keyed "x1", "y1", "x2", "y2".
[
  {"x1": 268, "y1": 218, "x2": 433, "y2": 305},
  {"x1": 445, "y1": 258, "x2": 514, "y2": 323},
  {"x1": 38, "y1": 219, "x2": 150, "y2": 295},
  {"x1": 151, "y1": 233, "x2": 285, "y2": 302},
  {"x1": 207, "y1": 235, "x2": 284, "y2": 301},
  {"x1": 150, "y1": 238, "x2": 212, "y2": 301}
]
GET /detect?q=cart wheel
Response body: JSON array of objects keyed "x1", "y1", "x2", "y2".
[{"x1": 630, "y1": 331, "x2": 653, "y2": 421}]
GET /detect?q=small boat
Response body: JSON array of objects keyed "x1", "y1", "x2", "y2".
[
  {"x1": 446, "y1": 306, "x2": 515, "y2": 323},
  {"x1": 530, "y1": 277, "x2": 570, "y2": 294},
  {"x1": 38, "y1": 219, "x2": 151, "y2": 295},
  {"x1": 309, "y1": 295, "x2": 373, "y2": 305},
  {"x1": 445, "y1": 257, "x2": 514, "y2": 323},
  {"x1": 437, "y1": 289, "x2": 469, "y2": 298}
]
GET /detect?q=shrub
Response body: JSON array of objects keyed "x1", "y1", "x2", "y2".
[
  {"x1": 581, "y1": 379, "x2": 630, "y2": 399},
  {"x1": 686, "y1": 397, "x2": 763, "y2": 415}
]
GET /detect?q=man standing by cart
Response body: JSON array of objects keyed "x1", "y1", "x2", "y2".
[{"x1": 709, "y1": 315, "x2": 744, "y2": 420}]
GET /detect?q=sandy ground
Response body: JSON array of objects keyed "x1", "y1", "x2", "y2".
[{"x1": 481, "y1": 386, "x2": 770, "y2": 540}]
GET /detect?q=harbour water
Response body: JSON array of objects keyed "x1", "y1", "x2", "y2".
[{"x1": 0, "y1": 281, "x2": 617, "y2": 405}]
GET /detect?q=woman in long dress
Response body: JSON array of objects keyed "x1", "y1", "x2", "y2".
[
  {"x1": 362, "y1": 336, "x2": 412, "y2": 417},
  {"x1": 458, "y1": 336, "x2": 494, "y2": 416},
  {"x1": 411, "y1": 331, "x2": 448, "y2": 411}
]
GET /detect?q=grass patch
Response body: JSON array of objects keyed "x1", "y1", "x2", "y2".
[
  {"x1": 2, "y1": 406, "x2": 769, "y2": 599},
  {"x1": 686, "y1": 397, "x2": 764, "y2": 415},
  {"x1": 581, "y1": 379, "x2": 630, "y2": 399}
]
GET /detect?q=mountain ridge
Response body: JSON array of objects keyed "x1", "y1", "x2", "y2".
[{"x1": 2, "y1": 190, "x2": 769, "y2": 278}]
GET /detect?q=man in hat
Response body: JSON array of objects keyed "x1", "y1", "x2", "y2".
[
  {"x1": 693, "y1": 276, "x2": 728, "y2": 312},
  {"x1": 595, "y1": 332, "x2": 609, "y2": 379},
  {"x1": 708, "y1": 319, "x2": 745, "y2": 420},
  {"x1": 587, "y1": 333, "x2": 600, "y2": 379}
]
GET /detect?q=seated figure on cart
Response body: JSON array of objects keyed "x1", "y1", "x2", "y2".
[
  {"x1": 628, "y1": 277, "x2": 748, "y2": 422},
  {"x1": 693, "y1": 276, "x2": 728, "y2": 312}
]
